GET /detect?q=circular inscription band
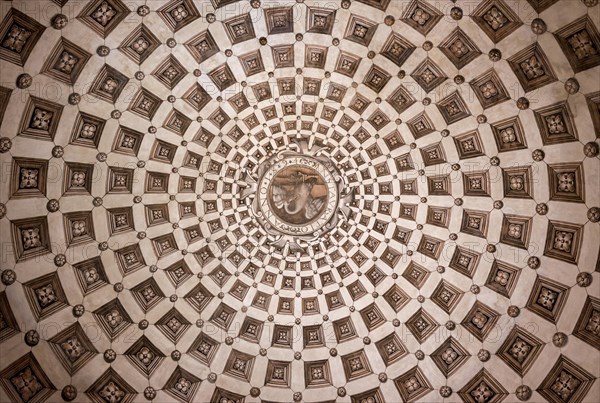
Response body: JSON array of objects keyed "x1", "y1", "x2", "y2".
[{"x1": 257, "y1": 155, "x2": 339, "y2": 236}]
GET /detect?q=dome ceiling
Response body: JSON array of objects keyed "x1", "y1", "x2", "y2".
[{"x1": 0, "y1": 0, "x2": 599, "y2": 402}]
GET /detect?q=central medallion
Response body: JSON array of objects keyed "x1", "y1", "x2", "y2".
[
  {"x1": 241, "y1": 139, "x2": 354, "y2": 251},
  {"x1": 259, "y1": 155, "x2": 338, "y2": 235}
]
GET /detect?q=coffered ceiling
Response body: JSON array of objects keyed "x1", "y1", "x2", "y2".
[{"x1": 0, "y1": 0, "x2": 599, "y2": 402}]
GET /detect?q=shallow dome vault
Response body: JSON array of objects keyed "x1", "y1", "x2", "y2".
[{"x1": 0, "y1": 0, "x2": 599, "y2": 402}]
